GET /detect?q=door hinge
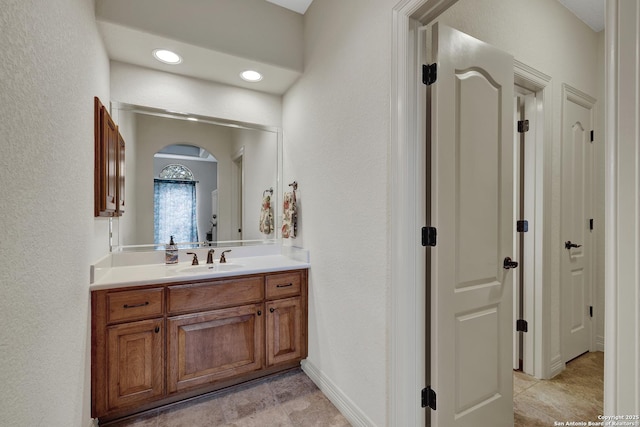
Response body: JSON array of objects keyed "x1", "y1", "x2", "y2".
[
  {"x1": 517, "y1": 220, "x2": 529, "y2": 233},
  {"x1": 516, "y1": 319, "x2": 528, "y2": 333},
  {"x1": 589, "y1": 219, "x2": 594, "y2": 231},
  {"x1": 518, "y1": 120, "x2": 530, "y2": 133},
  {"x1": 422, "y1": 386, "x2": 437, "y2": 410},
  {"x1": 590, "y1": 306, "x2": 593, "y2": 318},
  {"x1": 590, "y1": 130, "x2": 594, "y2": 142},
  {"x1": 422, "y1": 63, "x2": 437, "y2": 86},
  {"x1": 422, "y1": 226, "x2": 437, "y2": 247}
]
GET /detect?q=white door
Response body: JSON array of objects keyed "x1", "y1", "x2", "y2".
[
  {"x1": 561, "y1": 85, "x2": 595, "y2": 362},
  {"x1": 429, "y1": 23, "x2": 514, "y2": 427}
]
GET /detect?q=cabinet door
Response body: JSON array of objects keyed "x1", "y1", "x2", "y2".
[
  {"x1": 106, "y1": 318, "x2": 164, "y2": 411},
  {"x1": 266, "y1": 297, "x2": 302, "y2": 367},
  {"x1": 167, "y1": 304, "x2": 263, "y2": 393},
  {"x1": 94, "y1": 97, "x2": 118, "y2": 216},
  {"x1": 116, "y1": 131, "x2": 125, "y2": 215}
]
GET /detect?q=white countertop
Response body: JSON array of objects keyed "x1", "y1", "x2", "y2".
[{"x1": 90, "y1": 246, "x2": 310, "y2": 291}]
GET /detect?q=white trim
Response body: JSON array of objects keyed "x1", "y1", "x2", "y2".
[
  {"x1": 301, "y1": 360, "x2": 375, "y2": 427},
  {"x1": 549, "y1": 354, "x2": 565, "y2": 378},
  {"x1": 603, "y1": 0, "x2": 618, "y2": 413},
  {"x1": 605, "y1": 0, "x2": 640, "y2": 415}
]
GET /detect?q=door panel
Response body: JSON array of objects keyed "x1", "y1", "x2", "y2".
[
  {"x1": 429, "y1": 23, "x2": 514, "y2": 427},
  {"x1": 107, "y1": 318, "x2": 164, "y2": 410},
  {"x1": 167, "y1": 304, "x2": 263, "y2": 393},
  {"x1": 561, "y1": 85, "x2": 595, "y2": 362}
]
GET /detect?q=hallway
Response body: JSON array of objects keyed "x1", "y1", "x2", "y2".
[{"x1": 514, "y1": 352, "x2": 603, "y2": 426}]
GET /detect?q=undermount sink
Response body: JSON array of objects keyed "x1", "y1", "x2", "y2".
[{"x1": 174, "y1": 263, "x2": 244, "y2": 275}]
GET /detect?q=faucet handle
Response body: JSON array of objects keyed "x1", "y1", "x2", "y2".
[
  {"x1": 186, "y1": 252, "x2": 199, "y2": 265},
  {"x1": 220, "y1": 250, "x2": 232, "y2": 263}
]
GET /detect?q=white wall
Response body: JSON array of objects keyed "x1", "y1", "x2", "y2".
[
  {"x1": 110, "y1": 61, "x2": 283, "y2": 127},
  {"x1": 0, "y1": 0, "x2": 110, "y2": 426},
  {"x1": 112, "y1": 108, "x2": 137, "y2": 247},
  {"x1": 230, "y1": 128, "x2": 279, "y2": 241},
  {"x1": 436, "y1": 0, "x2": 604, "y2": 374},
  {"x1": 283, "y1": 0, "x2": 395, "y2": 425}
]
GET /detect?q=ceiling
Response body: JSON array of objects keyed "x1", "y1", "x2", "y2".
[
  {"x1": 96, "y1": 0, "x2": 603, "y2": 97},
  {"x1": 558, "y1": 0, "x2": 605, "y2": 32},
  {"x1": 265, "y1": 0, "x2": 313, "y2": 14}
]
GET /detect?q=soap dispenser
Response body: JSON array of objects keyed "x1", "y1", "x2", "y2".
[{"x1": 165, "y1": 235, "x2": 178, "y2": 264}]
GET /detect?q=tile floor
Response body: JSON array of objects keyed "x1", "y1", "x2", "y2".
[
  {"x1": 514, "y1": 351, "x2": 604, "y2": 427},
  {"x1": 104, "y1": 353, "x2": 603, "y2": 427},
  {"x1": 103, "y1": 369, "x2": 351, "y2": 427}
]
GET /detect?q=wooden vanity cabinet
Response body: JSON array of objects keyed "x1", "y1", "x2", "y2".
[
  {"x1": 92, "y1": 287, "x2": 165, "y2": 418},
  {"x1": 265, "y1": 272, "x2": 307, "y2": 367},
  {"x1": 91, "y1": 269, "x2": 308, "y2": 422}
]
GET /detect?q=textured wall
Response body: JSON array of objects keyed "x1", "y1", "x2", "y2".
[
  {"x1": 283, "y1": 0, "x2": 395, "y2": 424},
  {"x1": 0, "y1": 0, "x2": 110, "y2": 426}
]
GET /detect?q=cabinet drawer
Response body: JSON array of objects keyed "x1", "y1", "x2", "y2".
[
  {"x1": 168, "y1": 277, "x2": 264, "y2": 314},
  {"x1": 265, "y1": 272, "x2": 302, "y2": 300},
  {"x1": 107, "y1": 288, "x2": 164, "y2": 324}
]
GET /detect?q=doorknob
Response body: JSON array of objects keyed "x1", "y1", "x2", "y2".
[
  {"x1": 564, "y1": 241, "x2": 582, "y2": 250},
  {"x1": 503, "y1": 257, "x2": 519, "y2": 270}
]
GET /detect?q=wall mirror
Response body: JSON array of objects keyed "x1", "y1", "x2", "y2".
[{"x1": 111, "y1": 102, "x2": 282, "y2": 251}]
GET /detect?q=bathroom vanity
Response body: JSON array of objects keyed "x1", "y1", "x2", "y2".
[{"x1": 90, "y1": 250, "x2": 309, "y2": 422}]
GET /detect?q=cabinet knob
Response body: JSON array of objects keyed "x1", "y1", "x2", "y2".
[
  {"x1": 154, "y1": 326, "x2": 160, "y2": 333},
  {"x1": 270, "y1": 307, "x2": 275, "y2": 313},
  {"x1": 257, "y1": 310, "x2": 262, "y2": 316}
]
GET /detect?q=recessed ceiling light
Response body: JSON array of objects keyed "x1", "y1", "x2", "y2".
[
  {"x1": 240, "y1": 70, "x2": 263, "y2": 82},
  {"x1": 153, "y1": 49, "x2": 182, "y2": 65}
]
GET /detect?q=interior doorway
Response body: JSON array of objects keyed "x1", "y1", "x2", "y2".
[
  {"x1": 513, "y1": 87, "x2": 537, "y2": 375},
  {"x1": 231, "y1": 148, "x2": 244, "y2": 241},
  {"x1": 390, "y1": 1, "x2": 606, "y2": 425}
]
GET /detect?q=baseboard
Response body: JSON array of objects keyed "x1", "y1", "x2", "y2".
[
  {"x1": 549, "y1": 354, "x2": 565, "y2": 378},
  {"x1": 301, "y1": 360, "x2": 376, "y2": 427},
  {"x1": 595, "y1": 335, "x2": 605, "y2": 352}
]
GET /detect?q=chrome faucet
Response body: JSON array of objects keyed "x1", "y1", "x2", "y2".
[
  {"x1": 206, "y1": 249, "x2": 215, "y2": 264},
  {"x1": 220, "y1": 250, "x2": 232, "y2": 263}
]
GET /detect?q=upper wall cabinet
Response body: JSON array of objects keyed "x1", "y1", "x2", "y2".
[{"x1": 95, "y1": 97, "x2": 125, "y2": 217}]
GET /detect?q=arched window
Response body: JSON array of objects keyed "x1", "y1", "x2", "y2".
[
  {"x1": 154, "y1": 164, "x2": 198, "y2": 244},
  {"x1": 158, "y1": 164, "x2": 194, "y2": 180}
]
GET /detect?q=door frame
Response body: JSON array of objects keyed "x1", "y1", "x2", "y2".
[{"x1": 512, "y1": 63, "x2": 553, "y2": 378}]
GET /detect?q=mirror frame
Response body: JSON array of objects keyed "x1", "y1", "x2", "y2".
[{"x1": 109, "y1": 102, "x2": 283, "y2": 252}]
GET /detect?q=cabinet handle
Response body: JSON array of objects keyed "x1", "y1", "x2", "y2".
[
  {"x1": 257, "y1": 310, "x2": 262, "y2": 316},
  {"x1": 270, "y1": 307, "x2": 275, "y2": 313},
  {"x1": 123, "y1": 301, "x2": 149, "y2": 309},
  {"x1": 154, "y1": 326, "x2": 160, "y2": 333},
  {"x1": 276, "y1": 283, "x2": 293, "y2": 288}
]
